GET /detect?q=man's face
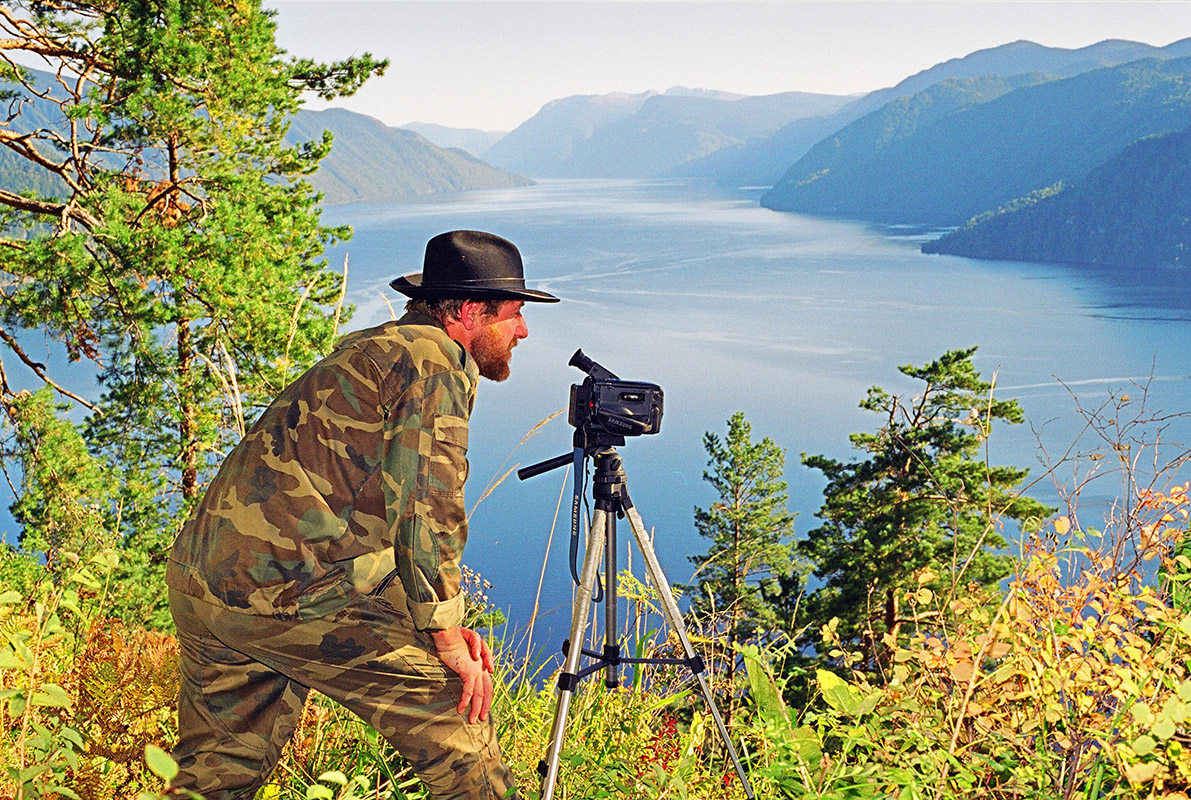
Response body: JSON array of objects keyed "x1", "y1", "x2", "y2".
[{"x1": 470, "y1": 301, "x2": 528, "y2": 382}]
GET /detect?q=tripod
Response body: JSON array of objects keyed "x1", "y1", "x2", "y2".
[{"x1": 519, "y1": 443, "x2": 756, "y2": 800}]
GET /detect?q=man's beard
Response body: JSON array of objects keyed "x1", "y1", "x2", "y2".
[{"x1": 471, "y1": 323, "x2": 515, "y2": 382}]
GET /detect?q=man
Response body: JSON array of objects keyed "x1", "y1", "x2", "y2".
[{"x1": 166, "y1": 230, "x2": 559, "y2": 799}]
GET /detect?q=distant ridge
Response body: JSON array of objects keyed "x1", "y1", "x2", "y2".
[
  {"x1": 287, "y1": 108, "x2": 531, "y2": 205},
  {"x1": 680, "y1": 36, "x2": 1191, "y2": 187},
  {"x1": 760, "y1": 55, "x2": 1191, "y2": 225},
  {"x1": 483, "y1": 87, "x2": 852, "y2": 178},
  {"x1": 399, "y1": 122, "x2": 506, "y2": 158}
]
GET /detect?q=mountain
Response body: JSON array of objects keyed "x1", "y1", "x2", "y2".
[
  {"x1": 664, "y1": 110, "x2": 855, "y2": 185},
  {"x1": 761, "y1": 55, "x2": 1191, "y2": 225},
  {"x1": 770, "y1": 73, "x2": 1053, "y2": 188},
  {"x1": 481, "y1": 90, "x2": 659, "y2": 177},
  {"x1": 871, "y1": 37, "x2": 1191, "y2": 113},
  {"x1": 399, "y1": 122, "x2": 506, "y2": 158},
  {"x1": 482, "y1": 87, "x2": 852, "y2": 178},
  {"x1": 680, "y1": 37, "x2": 1191, "y2": 187},
  {"x1": 287, "y1": 108, "x2": 531, "y2": 205},
  {"x1": 922, "y1": 125, "x2": 1191, "y2": 268}
]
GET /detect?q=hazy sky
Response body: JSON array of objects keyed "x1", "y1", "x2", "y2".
[{"x1": 270, "y1": 1, "x2": 1191, "y2": 131}]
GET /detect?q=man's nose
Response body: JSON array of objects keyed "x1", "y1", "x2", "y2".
[{"x1": 515, "y1": 316, "x2": 528, "y2": 339}]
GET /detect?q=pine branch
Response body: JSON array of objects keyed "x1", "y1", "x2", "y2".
[{"x1": 0, "y1": 326, "x2": 98, "y2": 411}]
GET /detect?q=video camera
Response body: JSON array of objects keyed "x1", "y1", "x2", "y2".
[
  {"x1": 567, "y1": 349, "x2": 663, "y2": 441},
  {"x1": 516, "y1": 350, "x2": 663, "y2": 483}
]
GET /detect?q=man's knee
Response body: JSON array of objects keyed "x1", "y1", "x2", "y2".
[
  {"x1": 171, "y1": 734, "x2": 276, "y2": 800},
  {"x1": 400, "y1": 712, "x2": 518, "y2": 800}
]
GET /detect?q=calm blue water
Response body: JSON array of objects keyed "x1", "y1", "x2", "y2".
[{"x1": 321, "y1": 178, "x2": 1191, "y2": 651}]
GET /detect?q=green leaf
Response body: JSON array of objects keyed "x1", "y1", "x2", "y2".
[
  {"x1": 1132, "y1": 734, "x2": 1158, "y2": 756},
  {"x1": 0, "y1": 590, "x2": 22, "y2": 605},
  {"x1": 742, "y1": 645, "x2": 791, "y2": 730},
  {"x1": 0, "y1": 650, "x2": 32, "y2": 670},
  {"x1": 145, "y1": 744, "x2": 180, "y2": 782},
  {"x1": 305, "y1": 787, "x2": 334, "y2": 800},
  {"x1": 59, "y1": 592, "x2": 83, "y2": 619},
  {"x1": 45, "y1": 785, "x2": 82, "y2": 800},
  {"x1": 18, "y1": 764, "x2": 52, "y2": 782},
  {"x1": 42, "y1": 612, "x2": 65, "y2": 637},
  {"x1": 818, "y1": 668, "x2": 864, "y2": 716},
  {"x1": 31, "y1": 683, "x2": 71, "y2": 709},
  {"x1": 1163, "y1": 697, "x2": 1188, "y2": 724},
  {"x1": 68, "y1": 568, "x2": 101, "y2": 592},
  {"x1": 1178, "y1": 680, "x2": 1191, "y2": 703},
  {"x1": 1153, "y1": 714, "x2": 1177, "y2": 741},
  {"x1": 646, "y1": 689, "x2": 692, "y2": 711},
  {"x1": 792, "y1": 725, "x2": 824, "y2": 765},
  {"x1": 91, "y1": 550, "x2": 120, "y2": 570},
  {"x1": 854, "y1": 689, "x2": 883, "y2": 717},
  {"x1": 60, "y1": 726, "x2": 84, "y2": 749}
]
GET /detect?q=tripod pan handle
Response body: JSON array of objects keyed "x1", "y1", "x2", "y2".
[{"x1": 518, "y1": 452, "x2": 574, "y2": 481}]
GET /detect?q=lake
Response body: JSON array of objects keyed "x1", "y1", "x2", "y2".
[{"x1": 321, "y1": 178, "x2": 1191, "y2": 652}]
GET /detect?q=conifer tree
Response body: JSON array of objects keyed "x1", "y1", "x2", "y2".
[
  {"x1": 0, "y1": 0, "x2": 385, "y2": 625},
  {"x1": 688, "y1": 412, "x2": 798, "y2": 722},
  {"x1": 799, "y1": 348, "x2": 1052, "y2": 672}
]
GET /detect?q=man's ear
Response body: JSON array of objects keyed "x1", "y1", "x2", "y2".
[{"x1": 458, "y1": 300, "x2": 483, "y2": 332}]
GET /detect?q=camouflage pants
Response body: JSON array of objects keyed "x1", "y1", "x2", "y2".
[{"x1": 169, "y1": 587, "x2": 518, "y2": 800}]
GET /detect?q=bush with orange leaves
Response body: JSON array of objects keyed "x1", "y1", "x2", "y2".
[
  {"x1": 741, "y1": 484, "x2": 1191, "y2": 800},
  {"x1": 892, "y1": 482, "x2": 1191, "y2": 799}
]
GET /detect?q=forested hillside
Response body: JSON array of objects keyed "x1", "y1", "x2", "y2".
[
  {"x1": 774, "y1": 74, "x2": 1053, "y2": 190},
  {"x1": 0, "y1": 150, "x2": 65, "y2": 199},
  {"x1": 761, "y1": 56, "x2": 1191, "y2": 225},
  {"x1": 674, "y1": 36, "x2": 1191, "y2": 186},
  {"x1": 287, "y1": 108, "x2": 530, "y2": 204},
  {"x1": 923, "y1": 124, "x2": 1191, "y2": 267}
]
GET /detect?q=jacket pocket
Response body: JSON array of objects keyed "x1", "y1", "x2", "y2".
[{"x1": 428, "y1": 415, "x2": 468, "y2": 498}]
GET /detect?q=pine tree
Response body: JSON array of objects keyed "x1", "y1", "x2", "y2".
[
  {"x1": 688, "y1": 412, "x2": 798, "y2": 723},
  {"x1": 799, "y1": 348, "x2": 1052, "y2": 672},
  {"x1": 0, "y1": 0, "x2": 385, "y2": 625}
]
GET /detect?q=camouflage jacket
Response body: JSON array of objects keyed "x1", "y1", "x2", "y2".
[{"x1": 166, "y1": 311, "x2": 478, "y2": 631}]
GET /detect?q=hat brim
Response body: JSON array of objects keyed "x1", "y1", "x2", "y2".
[{"x1": 390, "y1": 274, "x2": 560, "y2": 303}]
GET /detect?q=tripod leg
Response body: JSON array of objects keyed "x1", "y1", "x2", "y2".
[
  {"x1": 623, "y1": 504, "x2": 757, "y2": 800},
  {"x1": 604, "y1": 510, "x2": 619, "y2": 689},
  {"x1": 540, "y1": 507, "x2": 608, "y2": 800}
]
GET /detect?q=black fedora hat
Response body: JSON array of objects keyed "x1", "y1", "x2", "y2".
[{"x1": 390, "y1": 230, "x2": 559, "y2": 303}]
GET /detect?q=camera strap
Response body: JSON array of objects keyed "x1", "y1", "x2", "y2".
[{"x1": 569, "y1": 447, "x2": 603, "y2": 603}]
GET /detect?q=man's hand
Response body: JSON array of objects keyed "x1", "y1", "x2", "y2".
[{"x1": 430, "y1": 626, "x2": 494, "y2": 724}]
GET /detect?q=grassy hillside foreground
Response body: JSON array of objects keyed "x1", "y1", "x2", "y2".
[{"x1": 3, "y1": 449, "x2": 1191, "y2": 799}]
